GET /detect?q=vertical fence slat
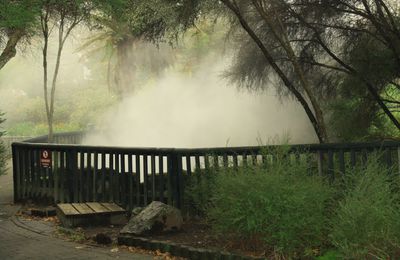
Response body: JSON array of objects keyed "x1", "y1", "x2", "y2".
[
  {"x1": 80, "y1": 152, "x2": 85, "y2": 203},
  {"x1": 143, "y1": 155, "x2": 148, "y2": 206},
  {"x1": 128, "y1": 154, "x2": 133, "y2": 210},
  {"x1": 115, "y1": 153, "x2": 120, "y2": 204},
  {"x1": 317, "y1": 151, "x2": 324, "y2": 176},
  {"x1": 135, "y1": 154, "x2": 141, "y2": 206},
  {"x1": 12, "y1": 145, "x2": 19, "y2": 202},
  {"x1": 53, "y1": 151, "x2": 59, "y2": 203},
  {"x1": 327, "y1": 150, "x2": 334, "y2": 181},
  {"x1": 338, "y1": 150, "x2": 345, "y2": 176},
  {"x1": 120, "y1": 153, "x2": 126, "y2": 207},
  {"x1": 109, "y1": 153, "x2": 114, "y2": 202},
  {"x1": 101, "y1": 153, "x2": 106, "y2": 202},
  {"x1": 60, "y1": 152, "x2": 65, "y2": 203},
  {"x1": 86, "y1": 152, "x2": 91, "y2": 202},
  {"x1": 204, "y1": 155, "x2": 210, "y2": 172},
  {"x1": 159, "y1": 155, "x2": 164, "y2": 203},
  {"x1": 151, "y1": 155, "x2": 156, "y2": 202},
  {"x1": 186, "y1": 155, "x2": 192, "y2": 176},
  {"x1": 93, "y1": 152, "x2": 98, "y2": 202},
  {"x1": 177, "y1": 154, "x2": 184, "y2": 209},
  {"x1": 350, "y1": 150, "x2": 356, "y2": 167},
  {"x1": 195, "y1": 156, "x2": 201, "y2": 172}
]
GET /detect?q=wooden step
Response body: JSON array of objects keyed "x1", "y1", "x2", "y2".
[{"x1": 56, "y1": 202, "x2": 127, "y2": 228}]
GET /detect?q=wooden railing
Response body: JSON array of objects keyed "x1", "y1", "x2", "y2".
[{"x1": 12, "y1": 132, "x2": 400, "y2": 210}]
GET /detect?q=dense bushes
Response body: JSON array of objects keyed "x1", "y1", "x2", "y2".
[
  {"x1": 186, "y1": 149, "x2": 400, "y2": 258},
  {"x1": 206, "y1": 150, "x2": 332, "y2": 257},
  {"x1": 330, "y1": 157, "x2": 400, "y2": 259}
]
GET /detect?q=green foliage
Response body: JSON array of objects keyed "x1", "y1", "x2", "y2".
[
  {"x1": 207, "y1": 148, "x2": 332, "y2": 257},
  {"x1": 329, "y1": 33, "x2": 400, "y2": 141},
  {"x1": 330, "y1": 155, "x2": 400, "y2": 259},
  {"x1": 0, "y1": 0, "x2": 39, "y2": 31}
]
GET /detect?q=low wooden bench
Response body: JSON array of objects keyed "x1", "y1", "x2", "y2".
[{"x1": 57, "y1": 202, "x2": 127, "y2": 228}]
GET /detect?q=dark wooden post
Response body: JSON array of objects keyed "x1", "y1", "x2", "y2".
[
  {"x1": 168, "y1": 151, "x2": 182, "y2": 208},
  {"x1": 66, "y1": 149, "x2": 78, "y2": 203},
  {"x1": 12, "y1": 144, "x2": 19, "y2": 203}
]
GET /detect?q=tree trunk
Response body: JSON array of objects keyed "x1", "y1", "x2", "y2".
[{"x1": 0, "y1": 29, "x2": 24, "y2": 70}]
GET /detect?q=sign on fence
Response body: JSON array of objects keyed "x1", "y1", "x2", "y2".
[{"x1": 40, "y1": 149, "x2": 51, "y2": 168}]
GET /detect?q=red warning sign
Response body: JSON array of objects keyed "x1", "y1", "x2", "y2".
[{"x1": 40, "y1": 150, "x2": 52, "y2": 168}]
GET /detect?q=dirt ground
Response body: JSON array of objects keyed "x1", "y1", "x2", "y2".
[{"x1": 18, "y1": 207, "x2": 267, "y2": 259}]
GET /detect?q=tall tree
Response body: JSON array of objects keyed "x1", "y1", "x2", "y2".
[{"x1": 40, "y1": 0, "x2": 92, "y2": 142}]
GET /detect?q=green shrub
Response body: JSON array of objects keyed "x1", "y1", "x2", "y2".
[
  {"x1": 330, "y1": 155, "x2": 400, "y2": 259},
  {"x1": 207, "y1": 148, "x2": 332, "y2": 257},
  {"x1": 184, "y1": 165, "x2": 217, "y2": 216}
]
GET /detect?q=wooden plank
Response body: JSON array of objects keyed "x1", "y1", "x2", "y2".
[
  {"x1": 86, "y1": 202, "x2": 108, "y2": 213},
  {"x1": 101, "y1": 203, "x2": 125, "y2": 212},
  {"x1": 71, "y1": 203, "x2": 95, "y2": 215},
  {"x1": 58, "y1": 203, "x2": 80, "y2": 216}
]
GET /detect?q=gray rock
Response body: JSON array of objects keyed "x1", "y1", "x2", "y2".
[{"x1": 120, "y1": 201, "x2": 182, "y2": 236}]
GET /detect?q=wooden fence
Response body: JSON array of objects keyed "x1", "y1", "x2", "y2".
[{"x1": 12, "y1": 132, "x2": 400, "y2": 210}]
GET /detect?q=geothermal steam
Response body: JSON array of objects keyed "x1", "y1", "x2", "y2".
[{"x1": 83, "y1": 60, "x2": 317, "y2": 148}]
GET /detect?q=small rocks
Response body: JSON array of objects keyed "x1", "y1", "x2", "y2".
[{"x1": 93, "y1": 233, "x2": 112, "y2": 245}]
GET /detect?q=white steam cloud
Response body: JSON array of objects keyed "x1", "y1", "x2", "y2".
[{"x1": 83, "y1": 59, "x2": 317, "y2": 148}]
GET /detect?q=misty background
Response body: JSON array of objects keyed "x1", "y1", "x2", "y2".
[{"x1": 0, "y1": 26, "x2": 317, "y2": 147}]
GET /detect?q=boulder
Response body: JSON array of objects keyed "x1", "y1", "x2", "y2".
[{"x1": 120, "y1": 201, "x2": 182, "y2": 236}]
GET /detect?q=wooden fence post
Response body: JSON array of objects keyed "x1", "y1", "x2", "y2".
[
  {"x1": 168, "y1": 151, "x2": 183, "y2": 209},
  {"x1": 12, "y1": 144, "x2": 19, "y2": 203}
]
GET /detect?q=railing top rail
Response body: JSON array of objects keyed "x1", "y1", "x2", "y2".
[
  {"x1": 21, "y1": 131, "x2": 85, "y2": 143},
  {"x1": 12, "y1": 138, "x2": 400, "y2": 155}
]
